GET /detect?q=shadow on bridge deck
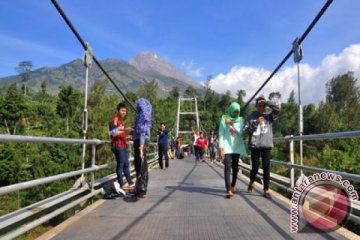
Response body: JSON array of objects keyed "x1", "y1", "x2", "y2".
[{"x1": 38, "y1": 157, "x2": 356, "y2": 240}]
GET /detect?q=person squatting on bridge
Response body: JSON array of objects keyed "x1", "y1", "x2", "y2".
[
  {"x1": 109, "y1": 102, "x2": 135, "y2": 191},
  {"x1": 157, "y1": 122, "x2": 169, "y2": 169},
  {"x1": 244, "y1": 96, "x2": 280, "y2": 199},
  {"x1": 219, "y1": 102, "x2": 247, "y2": 198},
  {"x1": 133, "y1": 98, "x2": 152, "y2": 198}
]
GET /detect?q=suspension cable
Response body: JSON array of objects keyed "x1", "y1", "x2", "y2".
[
  {"x1": 51, "y1": 0, "x2": 136, "y2": 111},
  {"x1": 241, "y1": 0, "x2": 333, "y2": 114}
]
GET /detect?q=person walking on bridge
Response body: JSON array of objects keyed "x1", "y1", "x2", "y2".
[
  {"x1": 208, "y1": 129, "x2": 217, "y2": 163},
  {"x1": 109, "y1": 102, "x2": 134, "y2": 190},
  {"x1": 133, "y1": 98, "x2": 152, "y2": 198},
  {"x1": 196, "y1": 131, "x2": 208, "y2": 162},
  {"x1": 219, "y1": 102, "x2": 247, "y2": 198},
  {"x1": 244, "y1": 96, "x2": 280, "y2": 199},
  {"x1": 157, "y1": 122, "x2": 170, "y2": 169},
  {"x1": 191, "y1": 128, "x2": 200, "y2": 161}
]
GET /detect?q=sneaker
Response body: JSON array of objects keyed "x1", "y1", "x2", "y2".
[
  {"x1": 226, "y1": 190, "x2": 233, "y2": 198},
  {"x1": 230, "y1": 187, "x2": 236, "y2": 193},
  {"x1": 264, "y1": 191, "x2": 272, "y2": 199}
]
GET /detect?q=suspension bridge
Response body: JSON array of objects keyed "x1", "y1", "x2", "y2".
[{"x1": 1, "y1": 0, "x2": 360, "y2": 239}]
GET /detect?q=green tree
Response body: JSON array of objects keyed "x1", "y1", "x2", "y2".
[
  {"x1": 303, "y1": 104, "x2": 317, "y2": 134},
  {"x1": 268, "y1": 91, "x2": 281, "y2": 101},
  {"x1": 15, "y1": 60, "x2": 33, "y2": 97},
  {"x1": 288, "y1": 90, "x2": 296, "y2": 103},
  {"x1": 236, "y1": 89, "x2": 246, "y2": 106},
  {"x1": 169, "y1": 86, "x2": 180, "y2": 99},
  {"x1": 41, "y1": 79, "x2": 47, "y2": 95},
  {"x1": 0, "y1": 83, "x2": 27, "y2": 134},
  {"x1": 137, "y1": 79, "x2": 159, "y2": 103},
  {"x1": 324, "y1": 72, "x2": 360, "y2": 130},
  {"x1": 275, "y1": 91, "x2": 297, "y2": 136},
  {"x1": 184, "y1": 85, "x2": 197, "y2": 97},
  {"x1": 218, "y1": 91, "x2": 233, "y2": 113},
  {"x1": 56, "y1": 85, "x2": 81, "y2": 132},
  {"x1": 88, "y1": 78, "x2": 109, "y2": 108},
  {"x1": 326, "y1": 72, "x2": 359, "y2": 110}
]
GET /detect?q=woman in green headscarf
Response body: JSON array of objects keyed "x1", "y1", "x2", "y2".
[{"x1": 218, "y1": 102, "x2": 246, "y2": 198}]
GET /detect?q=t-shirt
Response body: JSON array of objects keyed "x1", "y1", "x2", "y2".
[
  {"x1": 109, "y1": 116, "x2": 127, "y2": 148},
  {"x1": 196, "y1": 137, "x2": 207, "y2": 150}
]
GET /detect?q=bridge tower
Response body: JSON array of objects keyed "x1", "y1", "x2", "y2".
[{"x1": 175, "y1": 96, "x2": 200, "y2": 138}]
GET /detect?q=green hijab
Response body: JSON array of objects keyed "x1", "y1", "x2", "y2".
[{"x1": 220, "y1": 102, "x2": 243, "y2": 128}]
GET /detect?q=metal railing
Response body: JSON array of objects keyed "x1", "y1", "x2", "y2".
[
  {"x1": 273, "y1": 130, "x2": 360, "y2": 188},
  {"x1": 0, "y1": 134, "x2": 158, "y2": 240},
  {"x1": 239, "y1": 130, "x2": 360, "y2": 224}
]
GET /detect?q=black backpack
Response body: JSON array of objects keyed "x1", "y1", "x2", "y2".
[{"x1": 102, "y1": 182, "x2": 123, "y2": 199}]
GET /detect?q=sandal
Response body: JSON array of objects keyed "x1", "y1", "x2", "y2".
[
  {"x1": 264, "y1": 191, "x2": 272, "y2": 199},
  {"x1": 226, "y1": 190, "x2": 233, "y2": 199},
  {"x1": 247, "y1": 182, "x2": 254, "y2": 193}
]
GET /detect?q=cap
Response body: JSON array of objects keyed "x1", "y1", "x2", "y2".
[{"x1": 255, "y1": 95, "x2": 266, "y2": 105}]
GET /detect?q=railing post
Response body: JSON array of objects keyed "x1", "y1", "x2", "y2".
[
  {"x1": 91, "y1": 143, "x2": 96, "y2": 191},
  {"x1": 81, "y1": 43, "x2": 93, "y2": 184},
  {"x1": 239, "y1": 158, "x2": 243, "y2": 175},
  {"x1": 290, "y1": 136, "x2": 295, "y2": 188}
]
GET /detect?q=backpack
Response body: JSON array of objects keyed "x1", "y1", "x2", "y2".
[{"x1": 102, "y1": 181, "x2": 126, "y2": 199}]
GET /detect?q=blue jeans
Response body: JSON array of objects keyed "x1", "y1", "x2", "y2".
[
  {"x1": 209, "y1": 144, "x2": 216, "y2": 160},
  {"x1": 194, "y1": 145, "x2": 200, "y2": 160},
  {"x1": 224, "y1": 154, "x2": 240, "y2": 191},
  {"x1": 112, "y1": 147, "x2": 133, "y2": 187}
]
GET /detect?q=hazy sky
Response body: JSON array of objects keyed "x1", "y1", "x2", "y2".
[{"x1": 0, "y1": 0, "x2": 359, "y2": 104}]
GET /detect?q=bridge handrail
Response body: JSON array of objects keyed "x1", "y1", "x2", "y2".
[
  {"x1": 0, "y1": 135, "x2": 158, "y2": 196},
  {"x1": 270, "y1": 160, "x2": 360, "y2": 182},
  {"x1": 0, "y1": 163, "x2": 109, "y2": 196},
  {"x1": 0, "y1": 134, "x2": 159, "y2": 239},
  {"x1": 273, "y1": 130, "x2": 360, "y2": 142},
  {"x1": 0, "y1": 134, "x2": 105, "y2": 145},
  {"x1": 239, "y1": 130, "x2": 360, "y2": 225}
]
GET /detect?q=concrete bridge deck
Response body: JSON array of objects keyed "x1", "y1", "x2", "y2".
[{"x1": 39, "y1": 157, "x2": 356, "y2": 240}]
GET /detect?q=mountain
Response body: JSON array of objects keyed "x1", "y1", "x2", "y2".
[
  {"x1": 129, "y1": 52, "x2": 202, "y2": 88},
  {"x1": 0, "y1": 52, "x2": 202, "y2": 95}
]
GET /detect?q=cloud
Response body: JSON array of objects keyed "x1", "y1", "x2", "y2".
[
  {"x1": 0, "y1": 33, "x2": 75, "y2": 60},
  {"x1": 181, "y1": 60, "x2": 203, "y2": 78},
  {"x1": 210, "y1": 44, "x2": 360, "y2": 105}
]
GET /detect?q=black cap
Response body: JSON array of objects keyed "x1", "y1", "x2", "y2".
[{"x1": 255, "y1": 95, "x2": 266, "y2": 106}]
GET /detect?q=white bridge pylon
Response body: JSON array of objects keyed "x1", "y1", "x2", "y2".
[{"x1": 175, "y1": 96, "x2": 200, "y2": 138}]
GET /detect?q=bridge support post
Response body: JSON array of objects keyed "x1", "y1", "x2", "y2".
[
  {"x1": 91, "y1": 144, "x2": 96, "y2": 190},
  {"x1": 81, "y1": 43, "x2": 93, "y2": 185},
  {"x1": 289, "y1": 137, "x2": 295, "y2": 188},
  {"x1": 293, "y1": 37, "x2": 304, "y2": 177}
]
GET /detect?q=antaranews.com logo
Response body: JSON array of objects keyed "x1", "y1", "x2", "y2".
[{"x1": 290, "y1": 172, "x2": 359, "y2": 233}]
